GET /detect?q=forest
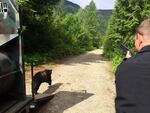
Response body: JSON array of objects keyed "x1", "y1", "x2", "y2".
[
  {"x1": 103, "y1": 0, "x2": 150, "y2": 71},
  {"x1": 19, "y1": 0, "x2": 150, "y2": 70},
  {"x1": 18, "y1": 0, "x2": 102, "y2": 65}
]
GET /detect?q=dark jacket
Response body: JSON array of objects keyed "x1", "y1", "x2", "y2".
[{"x1": 115, "y1": 45, "x2": 150, "y2": 113}]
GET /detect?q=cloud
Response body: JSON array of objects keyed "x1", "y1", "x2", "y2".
[
  {"x1": 67, "y1": 0, "x2": 116, "y2": 9},
  {"x1": 68, "y1": 0, "x2": 91, "y2": 8},
  {"x1": 94, "y1": 0, "x2": 116, "y2": 9}
]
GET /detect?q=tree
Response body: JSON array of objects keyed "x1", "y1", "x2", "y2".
[
  {"x1": 84, "y1": 0, "x2": 102, "y2": 48},
  {"x1": 103, "y1": 0, "x2": 150, "y2": 70},
  {"x1": 19, "y1": 0, "x2": 59, "y2": 53},
  {"x1": 19, "y1": 0, "x2": 103, "y2": 64}
]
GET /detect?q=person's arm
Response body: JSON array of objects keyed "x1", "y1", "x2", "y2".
[{"x1": 115, "y1": 62, "x2": 137, "y2": 113}]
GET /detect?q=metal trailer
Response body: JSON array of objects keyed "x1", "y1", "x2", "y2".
[{"x1": 0, "y1": 0, "x2": 53, "y2": 113}]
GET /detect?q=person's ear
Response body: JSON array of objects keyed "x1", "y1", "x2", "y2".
[{"x1": 137, "y1": 33, "x2": 144, "y2": 48}]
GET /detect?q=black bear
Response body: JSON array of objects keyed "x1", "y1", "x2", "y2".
[{"x1": 33, "y1": 69, "x2": 52, "y2": 94}]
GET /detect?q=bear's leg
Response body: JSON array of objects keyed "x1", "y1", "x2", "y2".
[{"x1": 34, "y1": 82, "x2": 41, "y2": 94}]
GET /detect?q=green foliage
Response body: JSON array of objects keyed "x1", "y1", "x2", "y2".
[
  {"x1": 103, "y1": 0, "x2": 150, "y2": 71},
  {"x1": 112, "y1": 55, "x2": 122, "y2": 72},
  {"x1": 98, "y1": 10, "x2": 112, "y2": 35},
  {"x1": 19, "y1": 0, "x2": 102, "y2": 65},
  {"x1": 84, "y1": 0, "x2": 102, "y2": 48}
]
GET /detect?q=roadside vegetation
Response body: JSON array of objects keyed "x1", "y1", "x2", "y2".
[
  {"x1": 19, "y1": 0, "x2": 102, "y2": 65},
  {"x1": 18, "y1": 0, "x2": 150, "y2": 71},
  {"x1": 103, "y1": 0, "x2": 150, "y2": 71}
]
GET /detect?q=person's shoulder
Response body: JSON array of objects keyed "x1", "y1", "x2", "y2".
[
  {"x1": 115, "y1": 56, "x2": 138, "y2": 76},
  {"x1": 123, "y1": 52, "x2": 143, "y2": 64},
  {"x1": 116, "y1": 55, "x2": 138, "y2": 71},
  {"x1": 126, "y1": 51, "x2": 150, "y2": 64},
  {"x1": 117, "y1": 53, "x2": 149, "y2": 72}
]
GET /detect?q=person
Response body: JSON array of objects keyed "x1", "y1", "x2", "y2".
[{"x1": 115, "y1": 18, "x2": 150, "y2": 113}]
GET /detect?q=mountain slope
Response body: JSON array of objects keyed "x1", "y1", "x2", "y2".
[
  {"x1": 99, "y1": 10, "x2": 112, "y2": 22},
  {"x1": 64, "y1": 0, "x2": 81, "y2": 13}
]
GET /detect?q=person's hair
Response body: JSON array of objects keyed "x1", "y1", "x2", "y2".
[{"x1": 136, "y1": 19, "x2": 150, "y2": 38}]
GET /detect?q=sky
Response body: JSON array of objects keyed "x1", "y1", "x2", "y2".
[{"x1": 67, "y1": 0, "x2": 116, "y2": 10}]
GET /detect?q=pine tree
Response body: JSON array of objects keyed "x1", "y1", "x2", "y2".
[
  {"x1": 103, "y1": 0, "x2": 150, "y2": 70},
  {"x1": 84, "y1": 0, "x2": 102, "y2": 48}
]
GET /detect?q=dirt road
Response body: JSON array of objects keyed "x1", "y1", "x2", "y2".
[{"x1": 25, "y1": 49, "x2": 115, "y2": 113}]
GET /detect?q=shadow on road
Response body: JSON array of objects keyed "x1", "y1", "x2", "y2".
[
  {"x1": 55, "y1": 52, "x2": 109, "y2": 66},
  {"x1": 44, "y1": 83, "x2": 63, "y2": 94},
  {"x1": 29, "y1": 83, "x2": 62, "y2": 113},
  {"x1": 32, "y1": 91, "x2": 94, "y2": 113}
]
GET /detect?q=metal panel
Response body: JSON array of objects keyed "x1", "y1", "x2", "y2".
[{"x1": 0, "y1": 0, "x2": 19, "y2": 45}]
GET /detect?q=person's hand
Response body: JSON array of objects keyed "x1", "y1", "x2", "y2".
[{"x1": 126, "y1": 51, "x2": 132, "y2": 58}]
